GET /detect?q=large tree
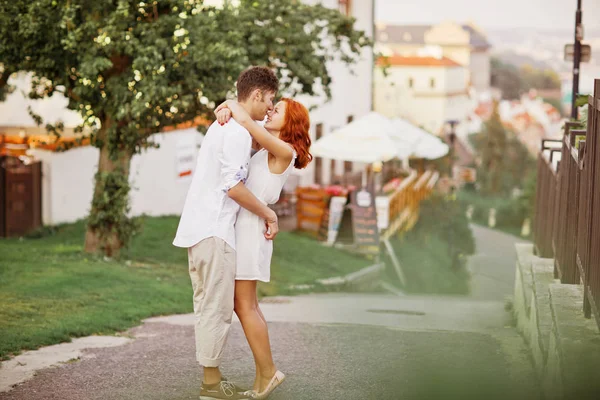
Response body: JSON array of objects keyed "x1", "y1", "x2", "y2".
[{"x1": 0, "y1": 0, "x2": 370, "y2": 256}]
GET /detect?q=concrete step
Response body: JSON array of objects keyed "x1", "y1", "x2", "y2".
[
  {"x1": 544, "y1": 284, "x2": 600, "y2": 400},
  {"x1": 528, "y1": 258, "x2": 554, "y2": 375},
  {"x1": 514, "y1": 243, "x2": 537, "y2": 337}
]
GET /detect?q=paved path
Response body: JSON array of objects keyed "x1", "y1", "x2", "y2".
[
  {"x1": 0, "y1": 293, "x2": 539, "y2": 400},
  {"x1": 0, "y1": 225, "x2": 540, "y2": 400},
  {"x1": 467, "y1": 224, "x2": 530, "y2": 301}
]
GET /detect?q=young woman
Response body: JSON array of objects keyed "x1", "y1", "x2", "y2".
[{"x1": 215, "y1": 98, "x2": 312, "y2": 399}]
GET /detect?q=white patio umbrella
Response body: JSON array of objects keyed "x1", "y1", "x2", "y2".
[
  {"x1": 390, "y1": 118, "x2": 449, "y2": 160},
  {"x1": 311, "y1": 112, "x2": 398, "y2": 163},
  {"x1": 388, "y1": 118, "x2": 426, "y2": 159},
  {"x1": 413, "y1": 137, "x2": 449, "y2": 159}
]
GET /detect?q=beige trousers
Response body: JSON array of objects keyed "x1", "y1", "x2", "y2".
[{"x1": 188, "y1": 237, "x2": 236, "y2": 367}]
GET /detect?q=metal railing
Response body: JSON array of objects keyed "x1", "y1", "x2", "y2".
[{"x1": 533, "y1": 79, "x2": 600, "y2": 327}]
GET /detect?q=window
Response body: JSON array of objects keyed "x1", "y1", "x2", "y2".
[
  {"x1": 430, "y1": 78, "x2": 436, "y2": 89},
  {"x1": 408, "y1": 78, "x2": 414, "y2": 88},
  {"x1": 344, "y1": 161, "x2": 353, "y2": 174},
  {"x1": 314, "y1": 123, "x2": 323, "y2": 185},
  {"x1": 338, "y1": 0, "x2": 351, "y2": 16}
]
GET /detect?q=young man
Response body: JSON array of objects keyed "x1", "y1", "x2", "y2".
[{"x1": 173, "y1": 66, "x2": 280, "y2": 399}]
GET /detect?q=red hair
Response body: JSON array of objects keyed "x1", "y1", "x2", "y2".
[{"x1": 279, "y1": 98, "x2": 312, "y2": 169}]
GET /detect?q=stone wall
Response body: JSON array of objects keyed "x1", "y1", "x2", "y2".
[{"x1": 513, "y1": 243, "x2": 600, "y2": 399}]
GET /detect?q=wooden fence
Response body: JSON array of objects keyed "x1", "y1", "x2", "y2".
[
  {"x1": 381, "y1": 170, "x2": 439, "y2": 241},
  {"x1": 533, "y1": 79, "x2": 600, "y2": 327},
  {"x1": 0, "y1": 156, "x2": 42, "y2": 237}
]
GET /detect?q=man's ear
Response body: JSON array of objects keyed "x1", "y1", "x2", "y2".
[{"x1": 252, "y1": 89, "x2": 263, "y2": 102}]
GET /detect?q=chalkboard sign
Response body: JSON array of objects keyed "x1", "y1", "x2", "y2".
[
  {"x1": 350, "y1": 187, "x2": 379, "y2": 246},
  {"x1": 317, "y1": 195, "x2": 348, "y2": 244}
]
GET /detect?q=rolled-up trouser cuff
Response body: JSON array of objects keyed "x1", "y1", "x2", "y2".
[{"x1": 197, "y1": 354, "x2": 222, "y2": 368}]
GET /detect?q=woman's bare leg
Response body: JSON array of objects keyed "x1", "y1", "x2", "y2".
[{"x1": 234, "y1": 280, "x2": 276, "y2": 392}]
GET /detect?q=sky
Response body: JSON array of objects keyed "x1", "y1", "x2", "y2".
[{"x1": 376, "y1": 0, "x2": 600, "y2": 31}]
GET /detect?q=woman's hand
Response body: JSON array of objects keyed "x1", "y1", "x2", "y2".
[
  {"x1": 214, "y1": 100, "x2": 251, "y2": 126},
  {"x1": 215, "y1": 108, "x2": 232, "y2": 125}
]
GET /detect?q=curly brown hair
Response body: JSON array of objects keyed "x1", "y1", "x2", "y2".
[{"x1": 236, "y1": 66, "x2": 279, "y2": 102}]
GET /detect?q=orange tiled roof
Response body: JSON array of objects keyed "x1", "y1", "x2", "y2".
[
  {"x1": 474, "y1": 103, "x2": 493, "y2": 119},
  {"x1": 0, "y1": 117, "x2": 210, "y2": 153},
  {"x1": 162, "y1": 116, "x2": 210, "y2": 132},
  {"x1": 378, "y1": 55, "x2": 462, "y2": 67}
]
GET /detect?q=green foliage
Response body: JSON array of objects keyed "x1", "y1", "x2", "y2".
[
  {"x1": 458, "y1": 184, "x2": 534, "y2": 238},
  {"x1": 574, "y1": 94, "x2": 590, "y2": 129},
  {"x1": 413, "y1": 193, "x2": 476, "y2": 257},
  {"x1": 520, "y1": 64, "x2": 561, "y2": 91},
  {"x1": 469, "y1": 103, "x2": 537, "y2": 198},
  {"x1": 466, "y1": 101, "x2": 537, "y2": 234},
  {"x1": 491, "y1": 57, "x2": 561, "y2": 100},
  {"x1": 0, "y1": 0, "x2": 370, "y2": 254},
  {"x1": 474, "y1": 103, "x2": 507, "y2": 195},
  {"x1": 87, "y1": 169, "x2": 141, "y2": 251},
  {"x1": 491, "y1": 58, "x2": 524, "y2": 100}
]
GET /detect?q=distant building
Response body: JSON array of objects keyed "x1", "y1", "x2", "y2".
[
  {"x1": 294, "y1": 0, "x2": 374, "y2": 187},
  {"x1": 374, "y1": 54, "x2": 472, "y2": 135},
  {"x1": 377, "y1": 21, "x2": 492, "y2": 92},
  {"x1": 473, "y1": 91, "x2": 564, "y2": 156},
  {"x1": 499, "y1": 92, "x2": 563, "y2": 155}
]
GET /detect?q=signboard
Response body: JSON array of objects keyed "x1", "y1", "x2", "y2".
[
  {"x1": 350, "y1": 187, "x2": 379, "y2": 246},
  {"x1": 327, "y1": 196, "x2": 348, "y2": 244},
  {"x1": 564, "y1": 44, "x2": 591, "y2": 63},
  {"x1": 317, "y1": 196, "x2": 349, "y2": 245},
  {"x1": 375, "y1": 196, "x2": 390, "y2": 230},
  {"x1": 176, "y1": 136, "x2": 197, "y2": 179}
]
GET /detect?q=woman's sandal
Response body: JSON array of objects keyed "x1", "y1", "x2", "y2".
[{"x1": 248, "y1": 370, "x2": 286, "y2": 399}]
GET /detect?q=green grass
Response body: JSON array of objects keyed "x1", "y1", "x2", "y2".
[
  {"x1": 458, "y1": 190, "x2": 531, "y2": 239},
  {"x1": 384, "y1": 234, "x2": 471, "y2": 295},
  {"x1": 0, "y1": 216, "x2": 369, "y2": 360}
]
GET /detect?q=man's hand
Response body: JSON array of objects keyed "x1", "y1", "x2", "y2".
[
  {"x1": 227, "y1": 183, "x2": 280, "y2": 239},
  {"x1": 264, "y1": 211, "x2": 279, "y2": 240}
]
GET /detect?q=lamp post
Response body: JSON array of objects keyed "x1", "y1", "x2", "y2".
[
  {"x1": 445, "y1": 121, "x2": 459, "y2": 272},
  {"x1": 446, "y1": 119, "x2": 459, "y2": 180},
  {"x1": 570, "y1": 0, "x2": 583, "y2": 119}
]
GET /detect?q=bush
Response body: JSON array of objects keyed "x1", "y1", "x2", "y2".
[{"x1": 385, "y1": 192, "x2": 475, "y2": 295}]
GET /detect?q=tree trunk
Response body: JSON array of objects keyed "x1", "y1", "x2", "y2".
[{"x1": 84, "y1": 124, "x2": 133, "y2": 257}]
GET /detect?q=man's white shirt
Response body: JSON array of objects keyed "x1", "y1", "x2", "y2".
[{"x1": 173, "y1": 119, "x2": 252, "y2": 250}]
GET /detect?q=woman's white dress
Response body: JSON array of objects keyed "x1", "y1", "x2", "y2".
[{"x1": 235, "y1": 148, "x2": 296, "y2": 282}]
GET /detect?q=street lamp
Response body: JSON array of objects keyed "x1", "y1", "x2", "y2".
[
  {"x1": 445, "y1": 119, "x2": 459, "y2": 179},
  {"x1": 571, "y1": 0, "x2": 583, "y2": 119}
]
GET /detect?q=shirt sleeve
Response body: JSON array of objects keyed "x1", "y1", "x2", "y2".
[{"x1": 219, "y1": 126, "x2": 252, "y2": 193}]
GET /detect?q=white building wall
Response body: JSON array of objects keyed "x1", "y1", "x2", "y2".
[
  {"x1": 375, "y1": 66, "x2": 447, "y2": 132},
  {"x1": 32, "y1": 146, "x2": 98, "y2": 226},
  {"x1": 30, "y1": 128, "x2": 203, "y2": 225},
  {"x1": 294, "y1": 0, "x2": 374, "y2": 186},
  {"x1": 128, "y1": 129, "x2": 203, "y2": 217},
  {"x1": 470, "y1": 51, "x2": 491, "y2": 91},
  {"x1": 375, "y1": 64, "x2": 470, "y2": 134}
]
